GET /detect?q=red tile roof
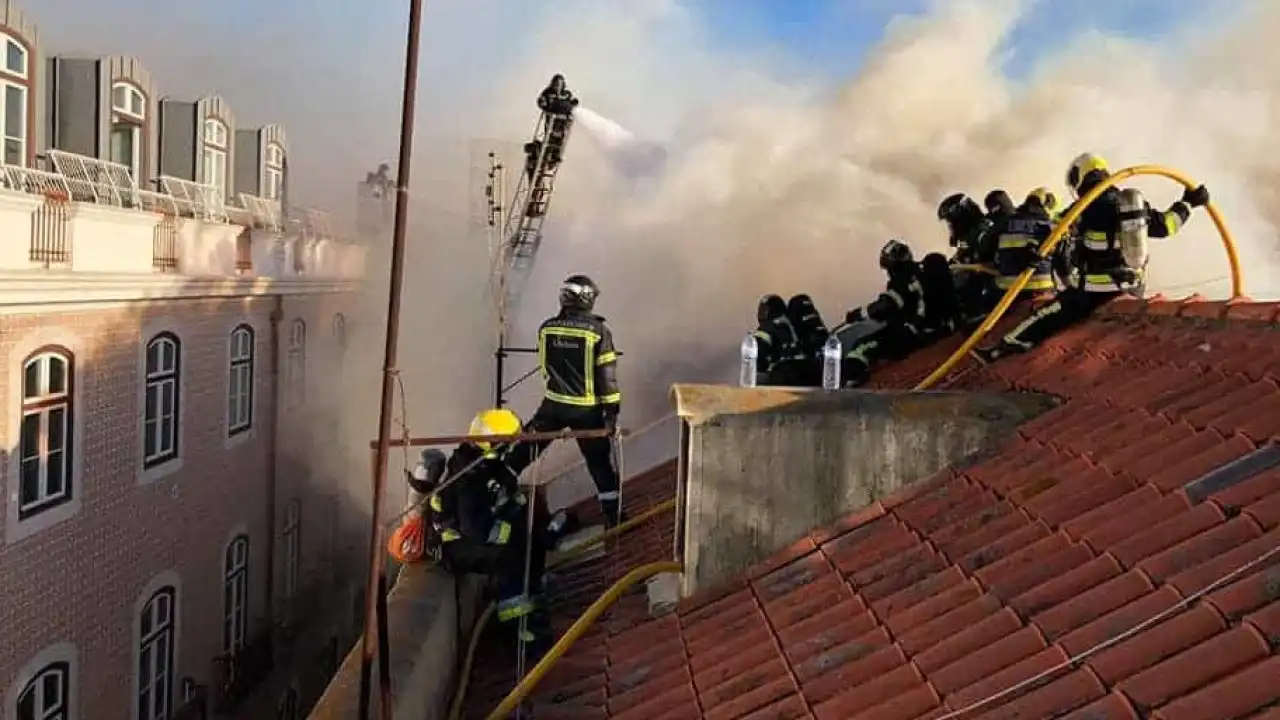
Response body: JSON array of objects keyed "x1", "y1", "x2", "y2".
[{"x1": 463, "y1": 295, "x2": 1280, "y2": 720}]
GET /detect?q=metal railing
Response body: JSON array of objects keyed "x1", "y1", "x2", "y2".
[
  {"x1": 47, "y1": 149, "x2": 138, "y2": 206},
  {"x1": 172, "y1": 684, "x2": 209, "y2": 720},
  {"x1": 159, "y1": 175, "x2": 228, "y2": 223},
  {"x1": 153, "y1": 214, "x2": 180, "y2": 270},
  {"x1": 213, "y1": 631, "x2": 276, "y2": 714},
  {"x1": 238, "y1": 193, "x2": 284, "y2": 232},
  {"x1": 235, "y1": 228, "x2": 254, "y2": 272}
]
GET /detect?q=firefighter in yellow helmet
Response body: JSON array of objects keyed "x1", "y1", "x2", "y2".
[
  {"x1": 974, "y1": 153, "x2": 1210, "y2": 363},
  {"x1": 418, "y1": 408, "x2": 556, "y2": 657}
]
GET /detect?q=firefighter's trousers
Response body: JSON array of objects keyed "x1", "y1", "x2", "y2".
[
  {"x1": 842, "y1": 323, "x2": 920, "y2": 387},
  {"x1": 507, "y1": 400, "x2": 622, "y2": 525},
  {"x1": 1001, "y1": 288, "x2": 1120, "y2": 349}
]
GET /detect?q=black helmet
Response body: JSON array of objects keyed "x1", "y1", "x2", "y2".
[
  {"x1": 559, "y1": 274, "x2": 599, "y2": 311},
  {"x1": 938, "y1": 192, "x2": 984, "y2": 224},
  {"x1": 879, "y1": 238, "x2": 914, "y2": 271},
  {"x1": 983, "y1": 189, "x2": 1014, "y2": 216},
  {"x1": 757, "y1": 294, "x2": 786, "y2": 324},
  {"x1": 786, "y1": 294, "x2": 814, "y2": 315}
]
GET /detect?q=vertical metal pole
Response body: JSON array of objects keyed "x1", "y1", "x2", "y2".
[
  {"x1": 494, "y1": 342, "x2": 505, "y2": 408},
  {"x1": 358, "y1": 0, "x2": 424, "y2": 716}
]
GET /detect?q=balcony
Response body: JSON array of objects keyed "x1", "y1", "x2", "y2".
[
  {"x1": 212, "y1": 631, "x2": 276, "y2": 714},
  {"x1": 0, "y1": 151, "x2": 367, "y2": 280}
]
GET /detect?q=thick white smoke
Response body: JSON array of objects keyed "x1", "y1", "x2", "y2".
[{"x1": 364, "y1": 0, "x2": 1280, "y2": 462}]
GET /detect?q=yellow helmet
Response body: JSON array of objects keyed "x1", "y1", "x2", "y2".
[
  {"x1": 468, "y1": 408, "x2": 522, "y2": 452},
  {"x1": 1027, "y1": 186, "x2": 1059, "y2": 214},
  {"x1": 1065, "y1": 153, "x2": 1109, "y2": 197}
]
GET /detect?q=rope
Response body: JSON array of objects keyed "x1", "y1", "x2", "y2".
[{"x1": 934, "y1": 541, "x2": 1280, "y2": 719}]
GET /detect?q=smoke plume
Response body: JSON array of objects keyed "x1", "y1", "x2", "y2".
[{"x1": 37, "y1": 0, "x2": 1280, "y2": 485}]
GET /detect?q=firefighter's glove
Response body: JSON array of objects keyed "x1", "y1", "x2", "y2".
[
  {"x1": 1181, "y1": 185, "x2": 1210, "y2": 208},
  {"x1": 845, "y1": 307, "x2": 866, "y2": 324}
]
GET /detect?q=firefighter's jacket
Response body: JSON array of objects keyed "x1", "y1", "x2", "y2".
[
  {"x1": 752, "y1": 316, "x2": 805, "y2": 372},
  {"x1": 1062, "y1": 186, "x2": 1189, "y2": 293},
  {"x1": 429, "y1": 443, "x2": 523, "y2": 546},
  {"x1": 993, "y1": 202, "x2": 1056, "y2": 292},
  {"x1": 537, "y1": 309, "x2": 621, "y2": 408}
]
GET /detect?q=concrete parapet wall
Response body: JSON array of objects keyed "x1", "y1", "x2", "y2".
[
  {"x1": 309, "y1": 565, "x2": 483, "y2": 720},
  {"x1": 672, "y1": 384, "x2": 1056, "y2": 597}
]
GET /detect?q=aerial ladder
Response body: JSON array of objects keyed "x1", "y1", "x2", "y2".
[{"x1": 489, "y1": 74, "x2": 579, "y2": 408}]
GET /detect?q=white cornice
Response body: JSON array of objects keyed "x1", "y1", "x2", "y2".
[{"x1": 0, "y1": 272, "x2": 364, "y2": 313}]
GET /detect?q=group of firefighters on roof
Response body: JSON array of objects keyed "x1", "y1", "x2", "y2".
[
  {"x1": 749, "y1": 152, "x2": 1213, "y2": 388},
  {"x1": 389, "y1": 273, "x2": 622, "y2": 661}
]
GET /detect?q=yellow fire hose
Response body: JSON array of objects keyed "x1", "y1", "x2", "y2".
[
  {"x1": 446, "y1": 499, "x2": 678, "y2": 720},
  {"x1": 913, "y1": 165, "x2": 1244, "y2": 391},
  {"x1": 483, "y1": 561, "x2": 684, "y2": 720}
]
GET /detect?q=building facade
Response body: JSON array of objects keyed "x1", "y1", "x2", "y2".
[{"x1": 0, "y1": 1, "x2": 375, "y2": 718}]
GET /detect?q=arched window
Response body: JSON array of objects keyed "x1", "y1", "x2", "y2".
[
  {"x1": 143, "y1": 333, "x2": 180, "y2": 466},
  {"x1": 138, "y1": 587, "x2": 177, "y2": 720},
  {"x1": 1, "y1": 31, "x2": 30, "y2": 166},
  {"x1": 19, "y1": 349, "x2": 74, "y2": 520},
  {"x1": 227, "y1": 325, "x2": 254, "y2": 436},
  {"x1": 223, "y1": 535, "x2": 250, "y2": 655},
  {"x1": 15, "y1": 661, "x2": 69, "y2": 720},
  {"x1": 282, "y1": 500, "x2": 301, "y2": 604},
  {"x1": 286, "y1": 320, "x2": 306, "y2": 408},
  {"x1": 264, "y1": 142, "x2": 284, "y2": 201},
  {"x1": 110, "y1": 82, "x2": 147, "y2": 181},
  {"x1": 201, "y1": 117, "x2": 228, "y2": 198}
]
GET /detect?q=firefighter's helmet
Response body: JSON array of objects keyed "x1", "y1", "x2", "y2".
[
  {"x1": 1026, "y1": 187, "x2": 1059, "y2": 214},
  {"x1": 1066, "y1": 153, "x2": 1109, "y2": 197},
  {"x1": 468, "y1": 408, "x2": 522, "y2": 453},
  {"x1": 560, "y1": 274, "x2": 600, "y2": 312},
  {"x1": 879, "y1": 238, "x2": 914, "y2": 271}
]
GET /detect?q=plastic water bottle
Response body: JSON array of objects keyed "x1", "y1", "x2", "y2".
[
  {"x1": 740, "y1": 333, "x2": 758, "y2": 387},
  {"x1": 822, "y1": 335, "x2": 842, "y2": 390}
]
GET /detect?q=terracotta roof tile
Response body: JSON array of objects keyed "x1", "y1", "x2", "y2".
[{"x1": 462, "y1": 305, "x2": 1280, "y2": 719}]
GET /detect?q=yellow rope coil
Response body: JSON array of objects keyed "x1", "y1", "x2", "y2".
[{"x1": 913, "y1": 165, "x2": 1244, "y2": 391}]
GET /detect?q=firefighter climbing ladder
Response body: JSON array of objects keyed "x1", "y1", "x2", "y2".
[{"x1": 491, "y1": 108, "x2": 575, "y2": 331}]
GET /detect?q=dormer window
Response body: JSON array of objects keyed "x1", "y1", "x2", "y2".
[
  {"x1": 201, "y1": 117, "x2": 228, "y2": 198},
  {"x1": 1, "y1": 32, "x2": 30, "y2": 166},
  {"x1": 110, "y1": 82, "x2": 146, "y2": 181},
  {"x1": 264, "y1": 142, "x2": 284, "y2": 201}
]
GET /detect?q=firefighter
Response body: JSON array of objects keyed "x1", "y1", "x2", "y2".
[
  {"x1": 523, "y1": 140, "x2": 542, "y2": 183},
  {"x1": 421, "y1": 409, "x2": 554, "y2": 657},
  {"x1": 786, "y1": 294, "x2": 829, "y2": 386},
  {"x1": 938, "y1": 192, "x2": 999, "y2": 327},
  {"x1": 506, "y1": 275, "x2": 626, "y2": 527},
  {"x1": 984, "y1": 189, "x2": 1016, "y2": 224},
  {"x1": 537, "y1": 74, "x2": 579, "y2": 117},
  {"x1": 991, "y1": 187, "x2": 1059, "y2": 300},
  {"x1": 752, "y1": 294, "x2": 807, "y2": 386},
  {"x1": 973, "y1": 153, "x2": 1210, "y2": 363},
  {"x1": 840, "y1": 239, "x2": 955, "y2": 387}
]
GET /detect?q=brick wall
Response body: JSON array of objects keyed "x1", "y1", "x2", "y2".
[{"x1": 0, "y1": 290, "x2": 363, "y2": 720}]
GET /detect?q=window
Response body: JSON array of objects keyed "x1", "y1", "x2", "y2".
[
  {"x1": 227, "y1": 325, "x2": 254, "y2": 436},
  {"x1": 282, "y1": 500, "x2": 301, "y2": 604},
  {"x1": 1, "y1": 32, "x2": 29, "y2": 166},
  {"x1": 110, "y1": 82, "x2": 147, "y2": 181},
  {"x1": 15, "y1": 662, "x2": 69, "y2": 720},
  {"x1": 201, "y1": 118, "x2": 228, "y2": 198},
  {"x1": 143, "y1": 334, "x2": 180, "y2": 467},
  {"x1": 138, "y1": 587, "x2": 176, "y2": 720},
  {"x1": 286, "y1": 320, "x2": 306, "y2": 407},
  {"x1": 223, "y1": 536, "x2": 250, "y2": 655},
  {"x1": 264, "y1": 142, "x2": 284, "y2": 201},
  {"x1": 19, "y1": 350, "x2": 74, "y2": 520}
]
